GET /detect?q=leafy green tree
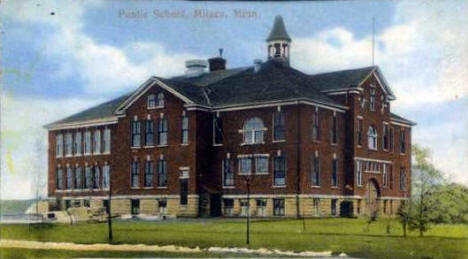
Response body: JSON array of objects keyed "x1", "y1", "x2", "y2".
[
  {"x1": 409, "y1": 144, "x2": 444, "y2": 237},
  {"x1": 397, "y1": 200, "x2": 412, "y2": 237},
  {"x1": 429, "y1": 183, "x2": 468, "y2": 224}
]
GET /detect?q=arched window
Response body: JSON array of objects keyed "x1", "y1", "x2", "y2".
[
  {"x1": 147, "y1": 94, "x2": 156, "y2": 108},
  {"x1": 243, "y1": 118, "x2": 265, "y2": 144},
  {"x1": 368, "y1": 126, "x2": 377, "y2": 150},
  {"x1": 157, "y1": 93, "x2": 165, "y2": 107}
]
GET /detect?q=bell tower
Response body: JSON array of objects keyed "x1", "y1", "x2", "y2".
[{"x1": 266, "y1": 15, "x2": 291, "y2": 66}]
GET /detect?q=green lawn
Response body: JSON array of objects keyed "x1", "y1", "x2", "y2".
[{"x1": 1, "y1": 218, "x2": 467, "y2": 259}]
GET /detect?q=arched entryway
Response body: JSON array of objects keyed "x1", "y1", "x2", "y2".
[{"x1": 367, "y1": 179, "x2": 380, "y2": 219}]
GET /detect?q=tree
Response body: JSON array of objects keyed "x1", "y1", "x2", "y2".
[
  {"x1": 407, "y1": 144, "x2": 444, "y2": 237},
  {"x1": 397, "y1": 200, "x2": 412, "y2": 237}
]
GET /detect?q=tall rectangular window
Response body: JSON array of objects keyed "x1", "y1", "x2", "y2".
[
  {"x1": 400, "y1": 167, "x2": 406, "y2": 191},
  {"x1": 157, "y1": 158, "x2": 167, "y2": 187},
  {"x1": 313, "y1": 198, "x2": 320, "y2": 216},
  {"x1": 181, "y1": 115, "x2": 189, "y2": 144},
  {"x1": 273, "y1": 199, "x2": 285, "y2": 216},
  {"x1": 331, "y1": 159, "x2": 338, "y2": 187},
  {"x1": 383, "y1": 164, "x2": 388, "y2": 187},
  {"x1": 102, "y1": 165, "x2": 110, "y2": 189},
  {"x1": 85, "y1": 166, "x2": 92, "y2": 189},
  {"x1": 331, "y1": 114, "x2": 337, "y2": 144},
  {"x1": 331, "y1": 199, "x2": 337, "y2": 215},
  {"x1": 312, "y1": 108, "x2": 320, "y2": 141},
  {"x1": 213, "y1": 116, "x2": 223, "y2": 145},
  {"x1": 357, "y1": 118, "x2": 363, "y2": 146},
  {"x1": 103, "y1": 129, "x2": 111, "y2": 153},
  {"x1": 65, "y1": 133, "x2": 73, "y2": 156},
  {"x1": 311, "y1": 155, "x2": 320, "y2": 186},
  {"x1": 389, "y1": 127, "x2": 394, "y2": 152},
  {"x1": 93, "y1": 166, "x2": 100, "y2": 189},
  {"x1": 273, "y1": 111, "x2": 285, "y2": 141},
  {"x1": 84, "y1": 131, "x2": 92, "y2": 154},
  {"x1": 145, "y1": 160, "x2": 154, "y2": 187},
  {"x1": 66, "y1": 167, "x2": 73, "y2": 189},
  {"x1": 74, "y1": 132, "x2": 82, "y2": 155},
  {"x1": 255, "y1": 155, "x2": 269, "y2": 174},
  {"x1": 131, "y1": 121, "x2": 141, "y2": 147},
  {"x1": 56, "y1": 134, "x2": 63, "y2": 157},
  {"x1": 370, "y1": 88, "x2": 376, "y2": 111},
  {"x1": 131, "y1": 160, "x2": 139, "y2": 188},
  {"x1": 145, "y1": 119, "x2": 154, "y2": 146},
  {"x1": 383, "y1": 124, "x2": 389, "y2": 150},
  {"x1": 223, "y1": 158, "x2": 234, "y2": 187},
  {"x1": 158, "y1": 117, "x2": 168, "y2": 146},
  {"x1": 56, "y1": 168, "x2": 63, "y2": 190},
  {"x1": 180, "y1": 178, "x2": 188, "y2": 205},
  {"x1": 400, "y1": 129, "x2": 406, "y2": 153},
  {"x1": 93, "y1": 129, "x2": 101, "y2": 154},
  {"x1": 356, "y1": 160, "x2": 363, "y2": 186},
  {"x1": 274, "y1": 155, "x2": 286, "y2": 186},
  {"x1": 75, "y1": 167, "x2": 82, "y2": 189},
  {"x1": 239, "y1": 157, "x2": 252, "y2": 175}
]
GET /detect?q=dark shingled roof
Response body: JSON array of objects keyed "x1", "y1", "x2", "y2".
[
  {"x1": 308, "y1": 66, "x2": 376, "y2": 92},
  {"x1": 266, "y1": 15, "x2": 291, "y2": 42},
  {"x1": 47, "y1": 60, "x2": 412, "y2": 127},
  {"x1": 49, "y1": 94, "x2": 130, "y2": 125},
  {"x1": 202, "y1": 60, "x2": 340, "y2": 107},
  {"x1": 390, "y1": 112, "x2": 416, "y2": 125}
]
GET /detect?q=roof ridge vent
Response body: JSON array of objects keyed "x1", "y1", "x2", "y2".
[{"x1": 185, "y1": 59, "x2": 208, "y2": 78}]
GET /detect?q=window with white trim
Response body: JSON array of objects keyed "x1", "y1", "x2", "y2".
[
  {"x1": 223, "y1": 158, "x2": 234, "y2": 187},
  {"x1": 255, "y1": 155, "x2": 269, "y2": 174},
  {"x1": 312, "y1": 107, "x2": 320, "y2": 141},
  {"x1": 75, "y1": 166, "x2": 82, "y2": 189},
  {"x1": 84, "y1": 131, "x2": 92, "y2": 154},
  {"x1": 181, "y1": 114, "x2": 189, "y2": 144},
  {"x1": 273, "y1": 198, "x2": 285, "y2": 216},
  {"x1": 239, "y1": 157, "x2": 252, "y2": 175},
  {"x1": 66, "y1": 166, "x2": 73, "y2": 189},
  {"x1": 147, "y1": 94, "x2": 156, "y2": 108},
  {"x1": 131, "y1": 160, "x2": 139, "y2": 188},
  {"x1": 93, "y1": 166, "x2": 100, "y2": 189},
  {"x1": 93, "y1": 129, "x2": 101, "y2": 154},
  {"x1": 356, "y1": 160, "x2": 363, "y2": 186},
  {"x1": 158, "y1": 117, "x2": 168, "y2": 146},
  {"x1": 102, "y1": 165, "x2": 110, "y2": 189},
  {"x1": 213, "y1": 115, "x2": 223, "y2": 145},
  {"x1": 56, "y1": 167, "x2": 63, "y2": 190},
  {"x1": 400, "y1": 167, "x2": 406, "y2": 191},
  {"x1": 65, "y1": 133, "x2": 72, "y2": 156},
  {"x1": 74, "y1": 132, "x2": 82, "y2": 155},
  {"x1": 103, "y1": 128, "x2": 111, "y2": 153},
  {"x1": 383, "y1": 164, "x2": 388, "y2": 187},
  {"x1": 273, "y1": 111, "x2": 285, "y2": 141},
  {"x1": 400, "y1": 129, "x2": 406, "y2": 153},
  {"x1": 145, "y1": 119, "x2": 154, "y2": 146},
  {"x1": 311, "y1": 154, "x2": 320, "y2": 186},
  {"x1": 331, "y1": 158, "x2": 338, "y2": 187},
  {"x1": 157, "y1": 158, "x2": 167, "y2": 187},
  {"x1": 85, "y1": 166, "x2": 92, "y2": 189},
  {"x1": 357, "y1": 118, "x2": 363, "y2": 146},
  {"x1": 383, "y1": 124, "x2": 389, "y2": 150},
  {"x1": 131, "y1": 121, "x2": 141, "y2": 147},
  {"x1": 243, "y1": 117, "x2": 265, "y2": 144},
  {"x1": 157, "y1": 92, "x2": 165, "y2": 107},
  {"x1": 368, "y1": 126, "x2": 377, "y2": 150},
  {"x1": 56, "y1": 134, "x2": 63, "y2": 157},
  {"x1": 274, "y1": 155, "x2": 286, "y2": 186},
  {"x1": 145, "y1": 160, "x2": 154, "y2": 187},
  {"x1": 370, "y1": 88, "x2": 376, "y2": 111}
]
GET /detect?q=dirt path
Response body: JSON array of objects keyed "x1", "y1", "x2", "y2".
[{"x1": 0, "y1": 239, "x2": 335, "y2": 257}]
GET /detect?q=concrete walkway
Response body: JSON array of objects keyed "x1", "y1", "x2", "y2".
[{"x1": 0, "y1": 239, "x2": 338, "y2": 257}]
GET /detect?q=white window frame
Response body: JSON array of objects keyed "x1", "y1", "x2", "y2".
[
  {"x1": 238, "y1": 156, "x2": 252, "y2": 175},
  {"x1": 242, "y1": 117, "x2": 266, "y2": 145},
  {"x1": 254, "y1": 154, "x2": 269, "y2": 175},
  {"x1": 368, "y1": 126, "x2": 378, "y2": 150},
  {"x1": 93, "y1": 129, "x2": 101, "y2": 154},
  {"x1": 103, "y1": 128, "x2": 111, "y2": 154},
  {"x1": 65, "y1": 133, "x2": 73, "y2": 157},
  {"x1": 56, "y1": 134, "x2": 63, "y2": 158},
  {"x1": 356, "y1": 160, "x2": 363, "y2": 186},
  {"x1": 74, "y1": 132, "x2": 82, "y2": 156},
  {"x1": 84, "y1": 131, "x2": 92, "y2": 155}
]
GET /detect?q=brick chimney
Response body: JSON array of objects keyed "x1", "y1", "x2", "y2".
[{"x1": 208, "y1": 48, "x2": 226, "y2": 72}]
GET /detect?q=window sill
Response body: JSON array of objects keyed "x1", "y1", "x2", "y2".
[
  {"x1": 272, "y1": 185, "x2": 286, "y2": 188},
  {"x1": 356, "y1": 184, "x2": 363, "y2": 188},
  {"x1": 143, "y1": 187, "x2": 154, "y2": 189},
  {"x1": 311, "y1": 185, "x2": 321, "y2": 188},
  {"x1": 93, "y1": 152, "x2": 102, "y2": 156},
  {"x1": 147, "y1": 106, "x2": 164, "y2": 110},
  {"x1": 130, "y1": 147, "x2": 141, "y2": 150},
  {"x1": 240, "y1": 142, "x2": 265, "y2": 146},
  {"x1": 65, "y1": 154, "x2": 73, "y2": 158},
  {"x1": 357, "y1": 145, "x2": 362, "y2": 148},
  {"x1": 180, "y1": 143, "x2": 189, "y2": 146},
  {"x1": 56, "y1": 190, "x2": 64, "y2": 193},
  {"x1": 331, "y1": 143, "x2": 338, "y2": 146},
  {"x1": 223, "y1": 186, "x2": 235, "y2": 189},
  {"x1": 213, "y1": 143, "x2": 223, "y2": 147},
  {"x1": 92, "y1": 188, "x2": 101, "y2": 191},
  {"x1": 56, "y1": 156, "x2": 63, "y2": 159},
  {"x1": 400, "y1": 153, "x2": 406, "y2": 156},
  {"x1": 102, "y1": 152, "x2": 111, "y2": 155},
  {"x1": 238, "y1": 173, "x2": 252, "y2": 176},
  {"x1": 157, "y1": 186, "x2": 168, "y2": 189},
  {"x1": 368, "y1": 148, "x2": 378, "y2": 151},
  {"x1": 312, "y1": 140, "x2": 321, "y2": 144},
  {"x1": 144, "y1": 146, "x2": 155, "y2": 149},
  {"x1": 255, "y1": 172, "x2": 269, "y2": 176},
  {"x1": 330, "y1": 186, "x2": 339, "y2": 189},
  {"x1": 83, "y1": 153, "x2": 92, "y2": 156},
  {"x1": 272, "y1": 140, "x2": 286, "y2": 143},
  {"x1": 74, "y1": 154, "x2": 82, "y2": 157}
]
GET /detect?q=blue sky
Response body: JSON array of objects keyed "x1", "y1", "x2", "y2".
[{"x1": 1, "y1": 0, "x2": 467, "y2": 199}]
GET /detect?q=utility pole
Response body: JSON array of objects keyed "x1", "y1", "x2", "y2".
[{"x1": 108, "y1": 169, "x2": 113, "y2": 243}]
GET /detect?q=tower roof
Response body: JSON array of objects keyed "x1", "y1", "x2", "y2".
[{"x1": 266, "y1": 15, "x2": 291, "y2": 42}]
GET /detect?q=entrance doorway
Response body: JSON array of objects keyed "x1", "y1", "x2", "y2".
[{"x1": 368, "y1": 179, "x2": 380, "y2": 219}]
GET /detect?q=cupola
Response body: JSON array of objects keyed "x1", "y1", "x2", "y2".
[{"x1": 266, "y1": 15, "x2": 291, "y2": 66}]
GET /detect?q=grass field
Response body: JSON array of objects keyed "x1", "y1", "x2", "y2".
[{"x1": 1, "y1": 218, "x2": 467, "y2": 258}]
